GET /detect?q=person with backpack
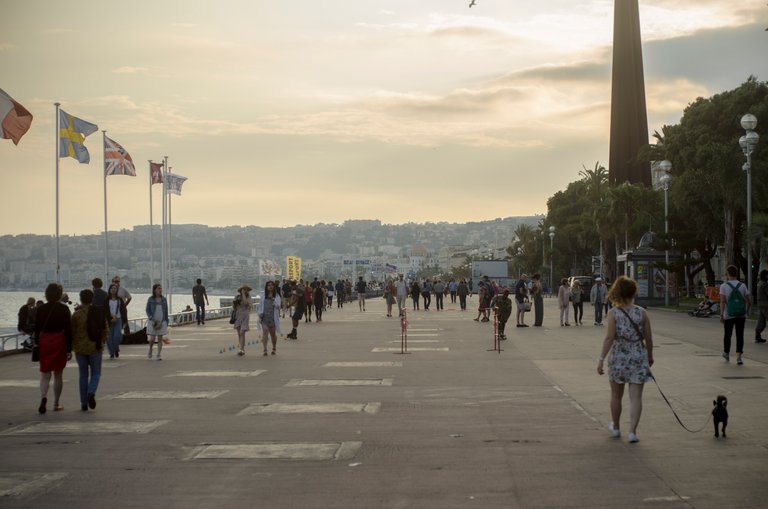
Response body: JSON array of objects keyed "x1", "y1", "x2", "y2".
[
  {"x1": 72, "y1": 289, "x2": 108, "y2": 411},
  {"x1": 719, "y1": 265, "x2": 751, "y2": 365}
]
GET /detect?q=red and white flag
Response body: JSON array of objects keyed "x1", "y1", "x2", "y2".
[
  {"x1": 0, "y1": 88, "x2": 33, "y2": 145},
  {"x1": 149, "y1": 161, "x2": 163, "y2": 184},
  {"x1": 104, "y1": 135, "x2": 136, "y2": 176}
]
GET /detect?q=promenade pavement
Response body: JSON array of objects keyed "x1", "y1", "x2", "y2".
[{"x1": 1, "y1": 295, "x2": 767, "y2": 509}]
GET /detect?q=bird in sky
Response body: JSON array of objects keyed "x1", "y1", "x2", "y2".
[{"x1": 469, "y1": 0, "x2": 476, "y2": 7}]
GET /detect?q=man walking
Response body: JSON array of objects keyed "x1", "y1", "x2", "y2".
[
  {"x1": 590, "y1": 277, "x2": 607, "y2": 325},
  {"x1": 192, "y1": 278, "x2": 210, "y2": 325},
  {"x1": 433, "y1": 279, "x2": 445, "y2": 311},
  {"x1": 720, "y1": 265, "x2": 750, "y2": 365},
  {"x1": 395, "y1": 274, "x2": 408, "y2": 315},
  {"x1": 355, "y1": 276, "x2": 367, "y2": 312}
]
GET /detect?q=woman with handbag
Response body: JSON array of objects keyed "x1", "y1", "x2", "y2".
[
  {"x1": 233, "y1": 285, "x2": 253, "y2": 356},
  {"x1": 146, "y1": 284, "x2": 169, "y2": 360},
  {"x1": 106, "y1": 283, "x2": 126, "y2": 359},
  {"x1": 571, "y1": 279, "x2": 584, "y2": 326},
  {"x1": 35, "y1": 283, "x2": 73, "y2": 414},
  {"x1": 257, "y1": 280, "x2": 282, "y2": 356},
  {"x1": 597, "y1": 276, "x2": 654, "y2": 443}
]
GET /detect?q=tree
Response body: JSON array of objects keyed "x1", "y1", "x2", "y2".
[{"x1": 654, "y1": 77, "x2": 768, "y2": 282}]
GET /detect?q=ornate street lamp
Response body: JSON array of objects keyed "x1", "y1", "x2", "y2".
[
  {"x1": 549, "y1": 226, "x2": 556, "y2": 296},
  {"x1": 740, "y1": 113, "x2": 759, "y2": 296},
  {"x1": 659, "y1": 162, "x2": 672, "y2": 306}
]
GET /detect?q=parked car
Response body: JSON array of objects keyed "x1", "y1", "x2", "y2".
[{"x1": 568, "y1": 276, "x2": 596, "y2": 302}]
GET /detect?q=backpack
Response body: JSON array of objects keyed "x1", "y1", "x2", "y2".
[
  {"x1": 86, "y1": 304, "x2": 106, "y2": 343},
  {"x1": 725, "y1": 282, "x2": 746, "y2": 317}
]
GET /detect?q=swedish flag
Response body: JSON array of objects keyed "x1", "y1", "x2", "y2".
[{"x1": 59, "y1": 109, "x2": 97, "y2": 163}]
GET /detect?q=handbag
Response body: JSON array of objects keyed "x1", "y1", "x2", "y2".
[
  {"x1": 523, "y1": 299, "x2": 532, "y2": 312},
  {"x1": 31, "y1": 306, "x2": 53, "y2": 362},
  {"x1": 229, "y1": 309, "x2": 237, "y2": 325}
]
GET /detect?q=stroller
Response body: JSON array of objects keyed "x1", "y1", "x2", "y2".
[{"x1": 689, "y1": 299, "x2": 718, "y2": 317}]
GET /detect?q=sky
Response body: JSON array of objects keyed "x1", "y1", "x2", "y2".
[{"x1": 0, "y1": 0, "x2": 766, "y2": 236}]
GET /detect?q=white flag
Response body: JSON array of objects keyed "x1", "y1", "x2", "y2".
[{"x1": 164, "y1": 173, "x2": 188, "y2": 195}]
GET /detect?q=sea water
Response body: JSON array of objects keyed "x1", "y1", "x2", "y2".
[{"x1": 0, "y1": 290, "x2": 223, "y2": 334}]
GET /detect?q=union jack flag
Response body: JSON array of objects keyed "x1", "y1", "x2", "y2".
[
  {"x1": 103, "y1": 135, "x2": 136, "y2": 176},
  {"x1": 149, "y1": 161, "x2": 163, "y2": 184}
]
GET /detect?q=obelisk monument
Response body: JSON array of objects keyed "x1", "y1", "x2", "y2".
[{"x1": 608, "y1": 0, "x2": 650, "y2": 186}]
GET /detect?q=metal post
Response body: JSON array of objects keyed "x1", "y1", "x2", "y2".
[
  {"x1": 664, "y1": 183, "x2": 669, "y2": 306},
  {"x1": 54, "y1": 102, "x2": 61, "y2": 283},
  {"x1": 747, "y1": 155, "x2": 752, "y2": 298},
  {"x1": 102, "y1": 131, "x2": 109, "y2": 281},
  {"x1": 549, "y1": 236, "x2": 554, "y2": 296}
]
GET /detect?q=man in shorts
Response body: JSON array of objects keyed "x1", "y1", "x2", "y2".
[{"x1": 355, "y1": 276, "x2": 367, "y2": 312}]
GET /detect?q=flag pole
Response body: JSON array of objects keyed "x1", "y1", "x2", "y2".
[
  {"x1": 102, "y1": 131, "x2": 109, "y2": 281},
  {"x1": 54, "y1": 102, "x2": 61, "y2": 283},
  {"x1": 168, "y1": 188, "x2": 173, "y2": 314},
  {"x1": 161, "y1": 156, "x2": 168, "y2": 299},
  {"x1": 148, "y1": 160, "x2": 154, "y2": 287}
]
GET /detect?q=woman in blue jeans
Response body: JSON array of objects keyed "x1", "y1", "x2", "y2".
[
  {"x1": 106, "y1": 283, "x2": 125, "y2": 359},
  {"x1": 72, "y1": 289, "x2": 107, "y2": 411}
]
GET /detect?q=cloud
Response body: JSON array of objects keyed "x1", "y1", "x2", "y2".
[
  {"x1": 112, "y1": 66, "x2": 149, "y2": 74},
  {"x1": 171, "y1": 22, "x2": 200, "y2": 28}
]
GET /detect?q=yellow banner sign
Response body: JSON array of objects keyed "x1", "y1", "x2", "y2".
[{"x1": 286, "y1": 256, "x2": 302, "y2": 281}]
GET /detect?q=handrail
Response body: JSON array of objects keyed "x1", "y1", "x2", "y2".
[
  {"x1": 1, "y1": 307, "x2": 233, "y2": 353},
  {"x1": 0, "y1": 332, "x2": 27, "y2": 354},
  {"x1": 125, "y1": 306, "x2": 232, "y2": 333}
]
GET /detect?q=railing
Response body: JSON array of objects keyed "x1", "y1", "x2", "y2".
[
  {"x1": 0, "y1": 307, "x2": 233, "y2": 354},
  {"x1": 125, "y1": 307, "x2": 232, "y2": 333},
  {"x1": 0, "y1": 332, "x2": 29, "y2": 354}
]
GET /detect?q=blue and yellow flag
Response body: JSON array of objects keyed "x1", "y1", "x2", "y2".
[{"x1": 59, "y1": 109, "x2": 98, "y2": 163}]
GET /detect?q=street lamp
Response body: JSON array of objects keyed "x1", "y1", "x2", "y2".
[
  {"x1": 659, "y1": 160, "x2": 672, "y2": 306},
  {"x1": 549, "y1": 226, "x2": 556, "y2": 296},
  {"x1": 740, "y1": 113, "x2": 759, "y2": 297}
]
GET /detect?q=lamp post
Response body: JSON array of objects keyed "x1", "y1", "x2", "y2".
[
  {"x1": 549, "y1": 226, "x2": 556, "y2": 296},
  {"x1": 740, "y1": 113, "x2": 759, "y2": 297},
  {"x1": 659, "y1": 160, "x2": 672, "y2": 306}
]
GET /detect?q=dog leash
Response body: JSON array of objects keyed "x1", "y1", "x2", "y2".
[{"x1": 649, "y1": 371, "x2": 711, "y2": 433}]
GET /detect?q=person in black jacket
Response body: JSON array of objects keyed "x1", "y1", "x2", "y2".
[
  {"x1": 35, "y1": 283, "x2": 73, "y2": 414},
  {"x1": 17, "y1": 297, "x2": 36, "y2": 335}
]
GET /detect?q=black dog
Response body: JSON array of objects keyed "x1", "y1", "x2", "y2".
[{"x1": 712, "y1": 395, "x2": 728, "y2": 438}]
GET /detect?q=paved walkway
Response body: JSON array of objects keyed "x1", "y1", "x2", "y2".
[{"x1": 1, "y1": 297, "x2": 766, "y2": 508}]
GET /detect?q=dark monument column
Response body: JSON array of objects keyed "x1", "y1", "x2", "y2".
[{"x1": 608, "y1": 0, "x2": 650, "y2": 186}]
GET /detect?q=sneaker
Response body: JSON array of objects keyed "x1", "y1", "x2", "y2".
[
  {"x1": 737, "y1": 355, "x2": 743, "y2": 365},
  {"x1": 147, "y1": 351, "x2": 152, "y2": 359},
  {"x1": 722, "y1": 352, "x2": 730, "y2": 362},
  {"x1": 87, "y1": 393, "x2": 96, "y2": 410},
  {"x1": 627, "y1": 432, "x2": 639, "y2": 443},
  {"x1": 237, "y1": 350, "x2": 245, "y2": 356},
  {"x1": 756, "y1": 338, "x2": 767, "y2": 343},
  {"x1": 156, "y1": 356, "x2": 162, "y2": 361},
  {"x1": 608, "y1": 422, "x2": 620, "y2": 438}
]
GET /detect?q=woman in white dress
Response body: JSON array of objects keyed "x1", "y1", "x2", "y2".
[
  {"x1": 146, "y1": 284, "x2": 169, "y2": 360},
  {"x1": 233, "y1": 285, "x2": 253, "y2": 356},
  {"x1": 257, "y1": 281, "x2": 282, "y2": 356},
  {"x1": 596, "y1": 276, "x2": 654, "y2": 443}
]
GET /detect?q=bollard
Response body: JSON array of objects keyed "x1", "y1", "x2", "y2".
[
  {"x1": 487, "y1": 307, "x2": 503, "y2": 354},
  {"x1": 395, "y1": 308, "x2": 411, "y2": 355}
]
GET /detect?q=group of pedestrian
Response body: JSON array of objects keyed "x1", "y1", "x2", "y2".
[
  {"x1": 23, "y1": 276, "x2": 171, "y2": 415},
  {"x1": 557, "y1": 277, "x2": 609, "y2": 327}
]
